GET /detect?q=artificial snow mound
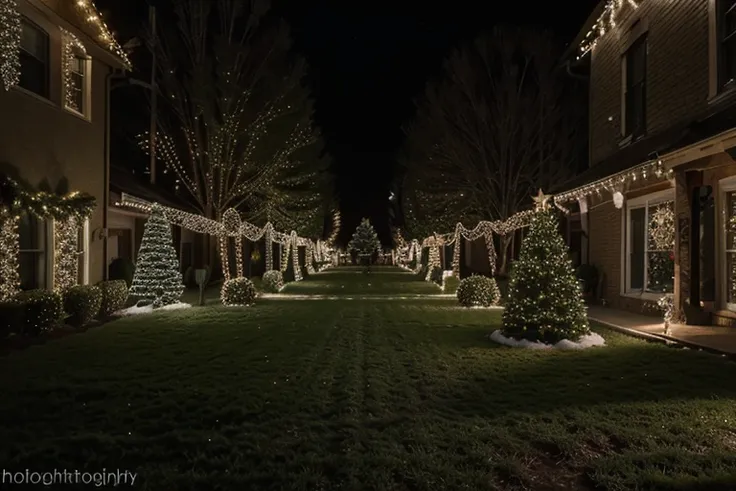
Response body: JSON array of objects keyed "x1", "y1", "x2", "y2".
[
  {"x1": 490, "y1": 329, "x2": 605, "y2": 350},
  {"x1": 115, "y1": 302, "x2": 192, "y2": 316}
]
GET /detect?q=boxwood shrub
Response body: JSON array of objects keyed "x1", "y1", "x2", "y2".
[
  {"x1": 221, "y1": 277, "x2": 257, "y2": 306},
  {"x1": 63, "y1": 285, "x2": 102, "y2": 327},
  {"x1": 456, "y1": 274, "x2": 501, "y2": 307}
]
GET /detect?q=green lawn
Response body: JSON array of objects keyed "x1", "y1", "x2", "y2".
[
  {"x1": 283, "y1": 266, "x2": 442, "y2": 296},
  {"x1": 1, "y1": 267, "x2": 736, "y2": 490}
]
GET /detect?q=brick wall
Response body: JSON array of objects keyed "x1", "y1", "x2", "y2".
[{"x1": 589, "y1": 0, "x2": 710, "y2": 166}]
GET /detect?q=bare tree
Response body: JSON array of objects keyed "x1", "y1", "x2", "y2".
[
  {"x1": 145, "y1": 0, "x2": 319, "y2": 223},
  {"x1": 401, "y1": 26, "x2": 584, "y2": 274}
]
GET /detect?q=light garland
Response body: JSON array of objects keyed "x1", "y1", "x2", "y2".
[
  {"x1": 553, "y1": 159, "x2": 671, "y2": 209},
  {"x1": 0, "y1": 0, "x2": 21, "y2": 91},
  {"x1": 0, "y1": 209, "x2": 20, "y2": 301},
  {"x1": 73, "y1": 0, "x2": 131, "y2": 69},
  {"x1": 53, "y1": 216, "x2": 80, "y2": 292},
  {"x1": 578, "y1": 0, "x2": 640, "y2": 60},
  {"x1": 60, "y1": 28, "x2": 87, "y2": 113}
]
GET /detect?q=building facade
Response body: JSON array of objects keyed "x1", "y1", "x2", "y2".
[
  {"x1": 561, "y1": 0, "x2": 736, "y2": 327},
  {"x1": 0, "y1": 0, "x2": 129, "y2": 290}
]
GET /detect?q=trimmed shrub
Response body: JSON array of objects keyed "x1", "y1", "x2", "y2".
[
  {"x1": 63, "y1": 285, "x2": 102, "y2": 327},
  {"x1": 456, "y1": 274, "x2": 501, "y2": 307},
  {"x1": 262, "y1": 270, "x2": 284, "y2": 293},
  {"x1": 98, "y1": 280, "x2": 128, "y2": 316},
  {"x1": 108, "y1": 257, "x2": 135, "y2": 287},
  {"x1": 0, "y1": 300, "x2": 26, "y2": 337},
  {"x1": 444, "y1": 275, "x2": 460, "y2": 294},
  {"x1": 15, "y1": 289, "x2": 64, "y2": 335},
  {"x1": 429, "y1": 266, "x2": 443, "y2": 285},
  {"x1": 221, "y1": 277, "x2": 257, "y2": 306}
]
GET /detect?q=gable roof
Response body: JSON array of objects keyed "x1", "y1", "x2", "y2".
[{"x1": 37, "y1": 0, "x2": 131, "y2": 69}]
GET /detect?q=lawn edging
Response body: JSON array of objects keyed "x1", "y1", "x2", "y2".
[{"x1": 588, "y1": 315, "x2": 735, "y2": 360}]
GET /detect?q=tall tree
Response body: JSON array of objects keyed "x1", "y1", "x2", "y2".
[
  {"x1": 146, "y1": 0, "x2": 321, "y2": 225},
  {"x1": 401, "y1": 26, "x2": 584, "y2": 273}
]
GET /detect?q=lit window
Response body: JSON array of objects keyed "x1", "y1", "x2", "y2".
[
  {"x1": 724, "y1": 188, "x2": 736, "y2": 311},
  {"x1": 626, "y1": 192, "x2": 674, "y2": 294},
  {"x1": 68, "y1": 55, "x2": 86, "y2": 113}
]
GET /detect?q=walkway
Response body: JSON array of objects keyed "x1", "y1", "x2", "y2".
[{"x1": 588, "y1": 305, "x2": 736, "y2": 356}]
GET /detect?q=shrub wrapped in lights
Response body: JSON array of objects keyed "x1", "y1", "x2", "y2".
[
  {"x1": 98, "y1": 280, "x2": 128, "y2": 317},
  {"x1": 15, "y1": 289, "x2": 64, "y2": 335},
  {"x1": 262, "y1": 270, "x2": 284, "y2": 293},
  {"x1": 63, "y1": 284, "x2": 102, "y2": 327},
  {"x1": 456, "y1": 274, "x2": 501, "y2": 307},
  {"x1": 221, "y1": 277, "x2": 257, "y2": 306}
]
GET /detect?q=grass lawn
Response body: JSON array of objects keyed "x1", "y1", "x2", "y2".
[
  {"x1": 282, "y1": 266, "x2": 442, "y2": 296},
  {"x1": 1, "y1": 268, "x2": 735, "y2": 490}
]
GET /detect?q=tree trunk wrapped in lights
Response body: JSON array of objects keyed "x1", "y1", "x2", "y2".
[
  {"x1": 502, "y1": 191, "x2": 590, "y2": 343},
  {"x1": 129, "y1": 204, "x2": 184, "y2": 308},
  {"x1": 400, "y1": 26, "x2": 584, "y2": 275}
]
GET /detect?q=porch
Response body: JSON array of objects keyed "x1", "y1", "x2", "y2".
[{"x1": 588, "y1": 305, "x2": 736, "y2": 356}]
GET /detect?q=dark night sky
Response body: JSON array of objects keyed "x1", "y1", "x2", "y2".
[{"x1": 100, "y1": 0, "x2": 597, "y2": 244}]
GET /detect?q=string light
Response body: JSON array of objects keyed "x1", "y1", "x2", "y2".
[
  {"x1": 117, "y1": 198, "x2": 315, "y2": 282},
  {"x1": 0, "y1": 0, "x2": 21, "y2": 90},
  {"x1": 578, "y1": 0, "x2": 640, "y2": 60},
  {"x1": 0, "y1": 209, "x2": 20, "y2": 301},
  {"x1": 53, "y1": 217, "x2": 80, "y2": 292},
  {"x1": 649, "y1": 203, "x2": 675, "y2": 251},
  {"x1": 73, "y1": 0, "x2": 131, "y2": 69},
  {"x1": 60, "y1": 28, "x2": 87, "y2": 113}
]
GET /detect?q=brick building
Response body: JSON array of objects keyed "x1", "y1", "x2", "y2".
[{"x1": 557, "y1": 0, "x2": 736, "y2": 327}]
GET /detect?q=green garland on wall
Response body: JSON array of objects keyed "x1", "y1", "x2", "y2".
[{"x1": 0, "y1": 176, "x2": 96, "y2": 220}]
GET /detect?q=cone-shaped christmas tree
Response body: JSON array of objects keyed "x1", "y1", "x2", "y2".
[
  {"x1": 348, "y1": 218, "x2": 380, "y2": 256},
  {"x1": 502, "y1": 190, "x2": 590, "y2": 343},
  {"x1": 129, "y1": 203, "x2": 184, "y2": 307}
]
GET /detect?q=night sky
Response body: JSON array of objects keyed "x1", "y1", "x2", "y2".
[{"x1": 99, "y1": 0, "x2": 597, "y2": 244}]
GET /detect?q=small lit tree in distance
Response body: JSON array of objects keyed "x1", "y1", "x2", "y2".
[
  {"x1": 348, "y1": 218, "x2": 381, "y2": 271},
  {"x1": 502, "y1": 190, "x2": 590, "y2": 343},
  {"x1": 129, "y1": 203, "x2": 184, "y2": 308}
]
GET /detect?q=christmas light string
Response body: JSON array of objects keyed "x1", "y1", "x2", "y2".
[
  {"x1": 578, "y1": 0, "x2": 640, "y2": 60},
  {"x1": 0, "y1": 209, "x2": 20, "y2": 301},
  {"x1": 60, "y1": 28, "x2": 87, "y2": 112},
  {"x1": 0, "y1": 0, "x2": 21, "y2": 90}
]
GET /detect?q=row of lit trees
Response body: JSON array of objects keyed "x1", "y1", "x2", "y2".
[{"x1": 398, "y1": 26, "x2": 586, "y2": 274}]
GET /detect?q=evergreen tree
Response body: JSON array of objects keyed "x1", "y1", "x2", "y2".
[
  {"x1": 348, "y1": 219, "x2": 380, "y2": 271},
  {"x1": 129, "y1": 204, "x2": 184, "y2": 308},
  {"x1": 502, "y1": 191, "x2": 590, "y2": 343}
]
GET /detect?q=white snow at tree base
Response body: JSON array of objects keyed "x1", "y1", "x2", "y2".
[
  {"x1": 114, "y1": 302, "x2": 192, "y2": 316},
  {"x1": 489, "y1": 329, "x2": 605, "y2": 350}
]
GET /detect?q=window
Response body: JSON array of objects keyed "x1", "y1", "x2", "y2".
[
  {"x1": 625, "y1": 191, "x2": 675, "y2": 295},
  {"x1": 722, "y1": 184, "x2": 736, "y2": 311},
  {"x1": 624, "y1": 36, "x2": 647, "y2": 139},
  {"x1": 67, "y1": 55, "x2": 86, "y2": 113},
  {"x1": 718, "y1": 0, "x2": 736, "y2": 89},
  {"x1": 19, "y1": 19, "x2": 49, "y2": 98},
  {"x1": 18, "y1": 213, "x2": 46, "y2": 290}
]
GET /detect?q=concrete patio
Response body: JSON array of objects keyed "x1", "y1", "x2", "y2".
[{"x1": 588, "y1": 305, "x2": 736, "y2": 356}]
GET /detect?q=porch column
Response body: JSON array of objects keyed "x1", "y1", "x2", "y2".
[
  {"x1": 674, "y1": 170, "x2": 699, "y2": 321},
  {"x1": 578, "y1": 197, "x2": 589, "y2": 264}
]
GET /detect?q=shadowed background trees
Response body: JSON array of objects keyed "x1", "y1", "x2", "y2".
[{"x1": 400, "y1": 26, "x2": 586, "y2": 274}]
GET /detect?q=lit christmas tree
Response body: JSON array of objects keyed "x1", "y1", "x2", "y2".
[
  {"x1": 129, "y1": 204, "x2": 184, "y2": 308},
  {"x1": 502, "y1": 190, "x2": 590, "y2": 343},
  {"x1": 348, "y1": 218, "x2": 381, "y2": 271}
]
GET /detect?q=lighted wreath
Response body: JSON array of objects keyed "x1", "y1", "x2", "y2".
[{"x1": 648, "y1": 203, "x2": 675, "y2": 251}]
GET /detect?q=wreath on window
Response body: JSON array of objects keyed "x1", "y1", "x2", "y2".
[{"x1": 648, "y1": 203, "x2": 675, "y2": 251}]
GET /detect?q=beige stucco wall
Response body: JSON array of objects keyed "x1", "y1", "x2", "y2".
[{"x1": 0, "y1": 2, "x2": 112, "y2": 286}]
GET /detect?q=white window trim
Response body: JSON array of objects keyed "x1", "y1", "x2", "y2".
[
  {"x1": 63, "y1": 55, "x2": 92, "y2": 121},
  {"x1": 718, "y1": 175, "x2": 736, "y2": 311},
  {"x1": 708, "y1": 0, "x2": 736, "y2": 102},
  {"x1": 621, "y1": 188, "x2": 675, "y2": 300},
  {"x1": 79, "y1": 218, "x2": 90, "y2": 285}
]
